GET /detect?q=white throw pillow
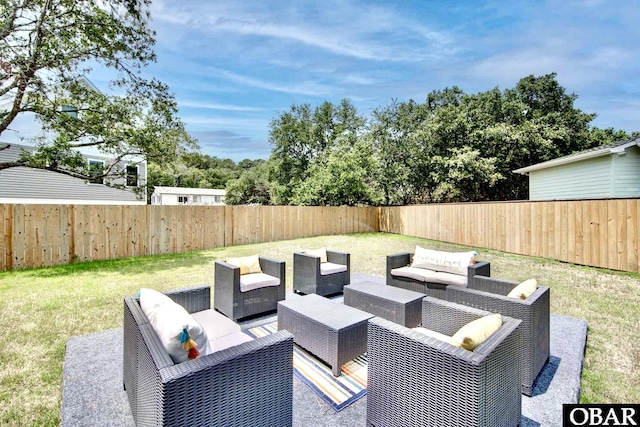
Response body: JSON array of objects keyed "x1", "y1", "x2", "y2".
[
  {"x1": 139, "y1": 288, "x2": 211, "y2": 363},
  {"x1": 411, "y1": 246, "x2": 477, "y2": 276}
]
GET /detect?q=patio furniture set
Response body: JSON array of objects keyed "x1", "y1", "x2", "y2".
[{"x1": 122, "y1": 246, "x2": 550, "y2": 426}]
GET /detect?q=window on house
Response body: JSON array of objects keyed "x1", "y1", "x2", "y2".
[
  {"x1": 178, "y1": 196, "x2": 188, "y2": 204},
  {"x1": 88, "y1": 159, "x2": 104, "y2": 184},
  {"x1": 61, "y1": 105, "x2": 78, "y2": 118},
  {"x1": 126, "y1": 165, "x2": 138, "y2": 187},
  {"x1": 193, "y1": 195, "x2": 201, "y2": 203}
]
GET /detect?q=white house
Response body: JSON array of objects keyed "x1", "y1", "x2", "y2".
[
  {"x1": 514, "y1": 138, "x2": 640, "y2": 201},
  {"x1": 151, "y1": 186, "x2": 226, "y2": 206},
  {"x1": 0, "y1": 76, "x2": 147, "y2": 205},
  {"x1": 0, "y1": 142, "x2": 147, "y2": 205}
]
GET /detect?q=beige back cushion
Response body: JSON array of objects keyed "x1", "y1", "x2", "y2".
[
  {"x1": 303, "y1": 247, "x2": 328, "y2": 263},
  {"x1": 225, "y1": 255, "x2": 262, "y2": 275},
  {"x1": 411, "y1": 245, "x2": 477, "y2": 276}
]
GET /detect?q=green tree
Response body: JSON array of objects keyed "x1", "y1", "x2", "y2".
[
  {"x1": 225, "y1": 161, "x2": 271, "y2": 205},
  {"x1": 0, "y1": 0, "x2": 196, "y2": 188},
  {"x1": 417, "y1": 74, "x2": 601, "y2": 200},
  {"x1": 585, "y1": 127, "x2": 630, "y2": 147},
  {"x1": 429, "y1": 147, "x2": 503, "y2": 202},
  {"x1": 291, "y1": 136, "x2": 382, "y2": 206},
  {"x1": 268, "y1": 99, "x2": 366, "y2": 204},
  {"x1": 369, "y1": 99, "x2": 429, "y2": 205}
]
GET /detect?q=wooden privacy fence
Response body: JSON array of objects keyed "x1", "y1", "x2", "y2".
[
  {"x1": 0, "y1": 205, "x2": 378, "y2": 271},
  {"x1": 1, "y1": 199, "x2": 639, "y2": 272},
  {"x1": 379, "y1": 199, "x2": 639, "y2": 273}
]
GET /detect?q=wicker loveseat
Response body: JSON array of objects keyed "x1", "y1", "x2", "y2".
[
  {"x1": 293, "y1": 249, "x2": 350, "y2": 296},
  {"x1": 367, "y1": 297, "x2": 523, "y2": 427},
  {"x1": 123, "y1": 285, "x2": 294, "y2": 427},
  {"x1": 386, "y1": 250, "x2": 490, "y2": 299},
  {"x1": 214, "y1": 256, "x2": 286, "y2": 320},
  {"x1": 446, "y1": 275, "x2": 550, "y2": 396}
]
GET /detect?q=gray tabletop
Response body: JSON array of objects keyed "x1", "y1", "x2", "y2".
[
  {"x1": 278, "y1": 293, "x2": 372, "y2": 330},
  {"x1": 345, "y1": 281, "x2": 425, "y2": 303}
]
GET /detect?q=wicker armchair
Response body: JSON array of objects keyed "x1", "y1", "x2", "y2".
[
  {"x1": 386, "y1": 252, "x2": 490, "y2": 299},
  {"x1": 367, "y1": 297, "x2": 522, "y2": 427},
  {"x1": 214, "y1": 257, "x2": 286, "y2": 320},
  {"x1": 447, "y1": 275, "x2": 550, "y2": 396},
  {"x1": 123, "y1": 285, "x2": 294, "y2": 427},
  {"x1": 293, "y1": 250, "x2": 350, "y2": 296}
]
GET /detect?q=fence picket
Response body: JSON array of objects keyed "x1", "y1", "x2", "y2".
[{"x1": 0, "y1": 201, "x2": 639, "y2": 272}]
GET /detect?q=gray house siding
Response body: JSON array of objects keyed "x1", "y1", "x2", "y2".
[
  {"x1": 529, "y1": 155, "x2": 613, "y2": 200},
  {"x1": 0, "y1": 143, "x2": 145, "y2": 204},
  {"x1": 611, "y1": 146, "x2": 640, "y2": 198}
]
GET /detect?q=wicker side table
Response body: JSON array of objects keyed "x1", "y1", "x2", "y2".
[
  {"x1": 277, "y1": 294, "x2": 372, "y2": 376},
  {"x1": 344, "y1": 281, "x2": 424, "y2": 328}
]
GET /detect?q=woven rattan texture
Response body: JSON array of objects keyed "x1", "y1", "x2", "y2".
[
  {"x1": 366, "y1": 297, "x2": 522, "y2": 427},
  {"x1": 123, "y1": 285, "x2": 294, "y2": 426},
  {"x1": 214, "y1": 257, "x2": 286, "y2": 320},
  {"x1": 386, "y1": 252, "x2": 491, "y2": 299},
  {"x1": 343, "y1": 281, "x2": 423, "y2": 327},
  {"x1": 278, "y1": 294, "x2": 372, "y2": 376},
  {"x1": 293, "y1": 250, "x2": 350, "y2": 296},
  {"x1": 448, "y1": 275, "x2": 550, "y2": 395}
]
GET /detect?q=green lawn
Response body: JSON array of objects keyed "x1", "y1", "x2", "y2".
[{"x1": 0, "y1": 232, "x2": 638, "y2": 426}]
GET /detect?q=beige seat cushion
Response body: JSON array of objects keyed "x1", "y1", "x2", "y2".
[
  {"x1": 390, "y1": 266, "x2": 438, "y2": 282},
  {"x1": 191, "y1": 309, "x2": 253, "y2": 353},
  {"x1": 427, "y1": 272, "x2": 467, "y2": 287},
  {"x1": 320, "y1": 262, "x2": 347, "y2": 275},
  {"x1": 239, "y1": 272, "x2": 280, "y2": 292},
  {"x1": 209, "y1": 331, "x2": 254, "y2": 353},
  {"x1": 391, "y1": 267, "x2": 466, "y2": 286},
  {"x1": 191, "y1": 309, "x2": 241, "y2": 340}
]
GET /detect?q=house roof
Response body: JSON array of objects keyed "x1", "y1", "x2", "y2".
[
  {"x1": 0, "y1": 141, "x2": 144, "y2": 163},
  {"x1": 513, "y1": 137, "x2": 640, "y2": 175},
  {"x1": 152, "y1": 186, "x2": 226, "y2": 196}
]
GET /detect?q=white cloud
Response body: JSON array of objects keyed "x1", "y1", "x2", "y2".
[
  {"x1": 183, "y1": 116, "x2": 269, "y2": 129},
  {"x1": 178, "y1": 100, "x2": 263, "y2": 112},
  {"x1": 150, "y1": 1, "x2": 455, "y2": 63},
  {"x1": 207, "y1": 68, "x2": 334, "y2": 97},
  {"x1": 142, "y1": 0, "x2": 640, "y2": 159}
]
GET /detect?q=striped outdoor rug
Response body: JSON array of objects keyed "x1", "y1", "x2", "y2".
[{"x1": 245, "y1": 321, "x2": 367, "y2": 412}]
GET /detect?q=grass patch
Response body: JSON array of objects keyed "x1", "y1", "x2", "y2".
[{"x1": 0, "y1": 232, "x2": 638, "y2": 425}]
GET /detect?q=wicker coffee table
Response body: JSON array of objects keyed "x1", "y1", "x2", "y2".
[
  {"x1": 277, "y1": 294, "x2": 373, "y2": 376},
  {"x1": 344, "y1": 281, "x2": 424, "y2": 328}
]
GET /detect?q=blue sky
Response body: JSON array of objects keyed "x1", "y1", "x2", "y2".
[{"x1": 95, "y1": 0, "x2": 640, "y2": 161}]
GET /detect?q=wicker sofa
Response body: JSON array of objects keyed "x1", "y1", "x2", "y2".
[
  {"x1": 214, "y1": 256, "x2": 286, "y2": 320},
  {"x1": 446, "y1": 275, "x2": 550, "y2": 396},
  {"x1": 293, "y1": 250, "x2": 350, "y2": 296},
  {"x1": 123, "y1": 285, "x2": 294, "y2": 427},
  {"x1": 367, "y1": 297, "x2": 522, "y2": 427},
  {"x1": 386, "y1": 251, "x2": 490, "y2": 299}
]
